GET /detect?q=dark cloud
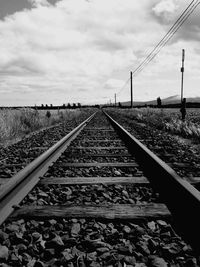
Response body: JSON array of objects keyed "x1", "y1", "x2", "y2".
[
  {"x1": 48, "y1": 0, "x2": 59, "y2": 4},
  {"x1": 176, "y1": 13, "x2": 200, "y2": 41},
  {"x1": 0, "y1": 58, "x2": 45, "y2": 76},
  {"x1": 0, "y1": 0, "x2": 59, "y2": 20},
  {"x1": 0, "y1": 0, "x2": 31, "y2": 20}
]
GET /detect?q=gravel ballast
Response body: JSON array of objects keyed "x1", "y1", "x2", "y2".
[
  {"x1": 22, "y1": 184, "x2": 159, "y2": 206},
  {"x1": 0, "y1": 218, "x2": 198, "y2": 267}
]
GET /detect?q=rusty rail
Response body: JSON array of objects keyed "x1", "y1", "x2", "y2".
[
  {"x1": 0, "y1": 112, "x2": 96, "y2": 225},
  {"x1": 104, "y1": 110, "x2": 200, "y2": 253}
]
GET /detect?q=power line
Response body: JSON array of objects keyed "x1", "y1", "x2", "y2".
[
  {"x1": 132, "y1": 0, "x2": 197, "y2": 76},
  {"x1": 132, "y1": 0, "x2": 200, "y2": 76},
  {"x1": 137, "y1": 2, "x2": 200, "y2": 74},
  {"x1": 112, "y1": 0, "x2": 200, "y2": 104},
  {"x1": 135, "y1": 1, "x2": 200, "y2": 76}
]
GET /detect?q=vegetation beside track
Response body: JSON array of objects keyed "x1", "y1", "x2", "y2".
[
  {"x1": 0, "y1": 108, "x2": 94, "y2": 146},
  {"x1": 106, "y1": 108, "x2": 200, "y2": 140},
  {"x1": 105, "y1": 108, "x2": 200, "y2": 178}
]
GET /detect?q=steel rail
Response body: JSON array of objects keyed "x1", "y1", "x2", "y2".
[
  {"x1": 0, "y1": 112, "x2": 96, "y2": 225},
  {"x1": 103, "y1": 110, "x2": 200, "y2": 253}
]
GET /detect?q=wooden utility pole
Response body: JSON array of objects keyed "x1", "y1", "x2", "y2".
[
  {"x1": 130, "y1": 71, "x2": 133, "y2": 108},
  {"x1": 180, "y1": 98, "x2": 186, "y2": 121},
  {"x1": 115, "y1": 94, "x2": 116, "y2": 107},
  {"x1": 181, "y1": 49, "x2": 185, "y2": 103},
  {"x1": 180, "y1": 49, "x2": 186, "y2": 121}
]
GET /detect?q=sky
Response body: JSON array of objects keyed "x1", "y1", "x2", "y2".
[{"x1": 0, "y1": 0, "x2": 200, "y2": 106}]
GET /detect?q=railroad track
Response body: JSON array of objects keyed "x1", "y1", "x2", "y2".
[
  {"x1": 0, "y1": 111, "x2": 94, "y2": 180},
  {"x1": 0, "y1": 110, "x2": 200, "y2": 266},
  {"x1": 106, "y1": 110, "x2": 200, "y2": 179}
]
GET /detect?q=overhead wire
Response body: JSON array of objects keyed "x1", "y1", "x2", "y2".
[
  {"x1": 132, "y1": 0, "x2": 198, "y2": 76},
  {"x1": 113, "y1": 0, "x2": 200, "y2": 103},
  {"x1": 138, "y1": 1, "x2": 200, "y2": 74},
  {"x1": 132, "y1": 0, "x2": 200, "y2": 76},
  {"x1": 134, "y1": 1, "x2": 200, "y2": 76}
]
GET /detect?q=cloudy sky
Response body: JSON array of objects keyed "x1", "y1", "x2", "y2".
[{"x1": 0, "y1": 0, "x2": 200, "y2": 106}]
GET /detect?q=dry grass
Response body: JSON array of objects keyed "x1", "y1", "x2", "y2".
[
  {"x1": 108, "y1": 108, "x2": 200, "y2": 139},
  {"x1": 0, "y1": 108, "x2": 85, "y2": 146}
]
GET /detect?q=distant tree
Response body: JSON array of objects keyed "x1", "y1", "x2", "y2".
[
  {"x1": 118, "y1": 102, "x2": 122, "y2": 108},
  {"x1": 73, "y1": 103, "x2": 76, "y2": 108},
  {"x1": 77, "y1": 103, "x2": 81, "y2": 108},
  {"x1": 157, "y1": 97, "x2": 162, "y2": 108},
  {"x1": 46, "y1": 110, "x2": 51, "y2": 119},
  {"x1": 50, "y1": 104, "x2": 53, "y2": 108},
  {"x1": 62, "y1": 104, "x2": 66, "y2": 108},
  {"x1": 67, "y1": 103, "x2": 71, "y2": 108}
]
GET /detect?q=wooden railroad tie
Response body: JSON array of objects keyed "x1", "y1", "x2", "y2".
[
  {"x1": 1, "y1": 176, "x2": 199, "y2": 187},
  {"x1": 39, "y1": 176, "x2": 149, "y2": 185},
  {"x1": 1, "y1": 161, "x2": 196, "y2": 169},
  {"x1": 67, "y1": 146, "x2": 128, "y2": 151},
  {"x1": 62, "y1": 153, "x2": 133, "y2": 157},
  {"x1": 39, "y1": 176, "x2": 200, "y2": 186},
  {"x1": 76, "y1": 140, "x2": 123, "y2": 142},
  {"x1": 83, "y1": 128, "x2": 114, "y2": 131},
  {"x1": 11, "y1": 203, "x2": 171, "y2": 220},
  {"x1": 55, "y1": 162, "x2": 139, "y2": 168}
]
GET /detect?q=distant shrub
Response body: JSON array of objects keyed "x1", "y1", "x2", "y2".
[{"x1": 46, "y1": 110, "x2": 51, "y2": 119}]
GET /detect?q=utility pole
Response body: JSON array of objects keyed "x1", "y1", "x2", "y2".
[
  {"x1": 130, "y1": 71, "x2": 133, "y2": 108},
  {"x1": 180, "y1": 49, "x2": 186, "y2": 121},
  {"x1": 181, "y1": 49, "x2": 185, "y2": 103},
  {"x1": 115, "y1": 93, "x2": 116, "y2": 107}
]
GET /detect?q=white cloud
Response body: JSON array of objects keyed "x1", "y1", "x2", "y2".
[
  {"x1": 0, "y1": 0, "x2": 199, "y2": 106},
  {"x1": 27, "y1": 0, "x2": 50, "y2": 7},
  {"x1": 153, "y1": 0, "x2": 179, "y2": 15},
  {"x1": 104, "y1": 79, "x2": 126, "y2": 90},
  {"x1": 0, "y1": 0, "x2": 156, "y2": 105}
]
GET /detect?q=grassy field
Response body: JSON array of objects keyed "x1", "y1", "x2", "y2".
[
  {"x1": 108, "y1": 108, "x2": 200, "y2": 139},
  {"x1": 0, "y1": 108, "x2": 85, "y2": 146}
]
